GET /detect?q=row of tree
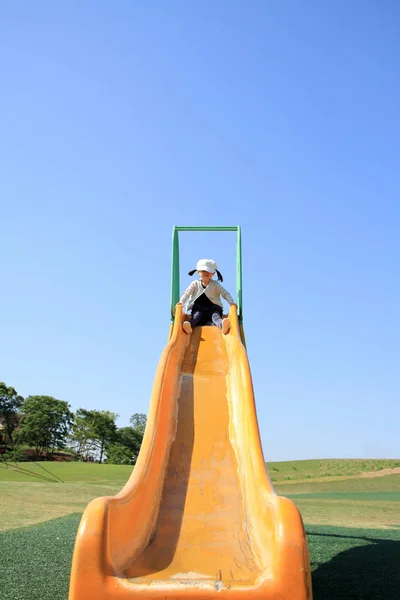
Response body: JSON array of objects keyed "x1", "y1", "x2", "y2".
[{"x1": 0, "y1": 382, "x2": 146, "y2": 465}]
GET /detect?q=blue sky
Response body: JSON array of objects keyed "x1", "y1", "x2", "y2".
[{"x1": 1, "y1": 1, "x2": 399, "y2": 461}]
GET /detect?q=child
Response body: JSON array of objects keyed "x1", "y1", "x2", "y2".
[{"x1": 178, "y1": 258, "x2": 235, "y2": 335}]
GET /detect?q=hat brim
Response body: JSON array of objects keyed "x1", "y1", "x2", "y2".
[{"x1": 197, "y1": 266, "x2": 215, "y2": 273}]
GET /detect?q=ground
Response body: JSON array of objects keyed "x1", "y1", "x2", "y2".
[{"x1": 0, "y1": 459, "x2": 399, "y2": 599}]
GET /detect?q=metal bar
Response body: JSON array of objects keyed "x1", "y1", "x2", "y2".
[
  {"x1": 171, "y1": 227, "x2": 180, "y2": 319},
  {"x1": 175, "y1": 227, "x2": 238, "y2": 232},
  {"x1": 0, "y1": 461, "x2": 59, "y2": 483},
  {"x1": 34, "y1": 460, "x2": 64, "y2": 483},
  {"x1": 236, "y1": 226, "x2": 243, "y2": 321}
]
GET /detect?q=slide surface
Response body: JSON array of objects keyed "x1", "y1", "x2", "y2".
[{"x1": 69, "y1": 305, "x2": 312, "y2": 599}]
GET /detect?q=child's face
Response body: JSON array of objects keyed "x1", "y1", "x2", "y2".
[{"x1": 198, "y1": 270, "x2": 213, "y2": 284}]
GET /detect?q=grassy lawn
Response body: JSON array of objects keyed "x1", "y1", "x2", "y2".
[
  {"x1": 0, "y1": 462, "x2": 132, "y2": 530},
  {"x1": 1, "y1": 459, "x2": 399, "y2": 531},
  {"x1": 0, "y1": 516, "x2": 399, "y2": 600},
  {"x1": 2, "y1": 457, "x2": 399, "y2": 485},
  {"x1": 268, "y1": 458, "x2": 400, "y2": 483},
  {"x1": 275, "y1": 470, "x2": 400, "y2": 530},
  {"x1": 0, "y1": 482, "x2": 122, "y2": 530},
  {"x1": 286, "y1": 497, "x2": 400, "y2": 529},
  {"x1": 0, "y1": 459, "x2": 399, "y2": 599},
  {"x1": 0, "y1": 461, "x2": 132, "y2": 484}
]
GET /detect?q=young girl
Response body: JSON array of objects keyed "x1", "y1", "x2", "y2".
[{"x1": 178, "y1": 258, "x2": 235, "y2": 335}]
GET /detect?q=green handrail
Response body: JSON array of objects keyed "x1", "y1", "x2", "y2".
[{"x1": 171, "y1": 226, "x2": 243, "y2": 322}]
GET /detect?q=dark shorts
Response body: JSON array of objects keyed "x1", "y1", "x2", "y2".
[{"x1": 190, "y1": 306, "x2": 223, "y2": 327}]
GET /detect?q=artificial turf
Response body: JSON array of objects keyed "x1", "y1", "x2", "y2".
[{"x1": 0, "y1": 515, "x2": 399, "y2": 600}]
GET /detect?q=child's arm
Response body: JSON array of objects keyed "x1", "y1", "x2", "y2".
[
  {"x1": 217, "y1": 282, "x2": 235, "y2": 306},
  {"x1": 178, "y1": 282, "x2": 196, "y2": 306}
]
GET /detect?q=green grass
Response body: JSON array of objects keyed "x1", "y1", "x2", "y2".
[
  {"x1": 308, "y1": 525, "x2": 400, "y2": 599},
  {"x1": 266, "y1": 458, "x2": 400, "y2": 482},
  {"x1": 0, "y1": 516, "x2": 399, "y2": 600},
  {"x1": 276, "y1": 473, "x2": 400, "y2": 494},
  {"x1": 1, "y1": 459, "x2": 398, "y2": 485},
  {"x1": 0, "y1": 514, "x2": 81, "y2": 600},
  {"x1": 0, "y1": 462, "x2": 133, "y2": 530},
  {"x1": 0, "y1": 460, "x2": 399, "y2": 598},
  {"x1": 0, "y1": 481, "x2": 123, "y2": 530},
  {"x1": 287, "y1": 492, "x2": 400, "y2": 501},
  {"x1": 1, "y1": 460, "x2": 399, "y2": 531},
  {"x1": 287, "y1": 498, "x2": 400, "y2": 529},
  {"x1": 276, "y1": 473, "x2": 400, "y2": 529},
  {"x1": 0, "y1": 461, "x2": 132, "y2": 484}
]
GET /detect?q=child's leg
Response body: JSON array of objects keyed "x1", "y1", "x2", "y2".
[
  {"x1": 189, "y1": 309, "x2": 204, "y2": 328},
  {"x1": 212, "y1": 310, "x2": 231, "y2": 334},
  {"x1": 183, "y1": 309, "x2": 203, "y2": 334},
  {"x1": 211, "y1": 311, "x2": 223, "y2": 328}
]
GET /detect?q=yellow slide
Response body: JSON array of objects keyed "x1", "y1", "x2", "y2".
[{"x1": 69, "y1": 304, "x2": 312, "y2": 599}]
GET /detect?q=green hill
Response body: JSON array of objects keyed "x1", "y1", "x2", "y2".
[
  {"x1": 1, "y1": 458, "x2": 399, "y2": 530},
  {"x1": 267, "y1": 458, "x2": 400, "y2": 482}
]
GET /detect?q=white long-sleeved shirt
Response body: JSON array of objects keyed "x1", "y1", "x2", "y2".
[{"x1": 179, "y1": 279, "x2": 235, "y2": 312}]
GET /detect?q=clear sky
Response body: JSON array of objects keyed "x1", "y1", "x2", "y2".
[{"x1": 1, "y1": 1, "x2": 399, "y2": 461}]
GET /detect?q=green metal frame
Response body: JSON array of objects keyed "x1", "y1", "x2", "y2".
[{"x1": 171, "y1": 226, "x2": 243, "y2": 322}]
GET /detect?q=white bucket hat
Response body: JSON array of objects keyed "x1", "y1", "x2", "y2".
[{"x1": 188, "y1": 258, "x2": 223, "y2": 281}]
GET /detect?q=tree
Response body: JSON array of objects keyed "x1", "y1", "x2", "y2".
[
  {"x1": 18, "y1": 396, "x2": 74, "y2": 458},
  {"x1": 0, "y1": 446, "x2": 27, "y2": 463},
  {"x1": 91, "y1": 410, "x2": 118, "y2": 463},
  {"x1": 69, "y1": 408, "x2": 98, "y2": 461},
  {"x1": 105, "y1": 443, "x2": 135, "y2": 465},
  {"x1": 115, "y1": 426, "x2": 143, "y2": 464},
  {"x1": 104, "y1": 415, "x2": 147, "y2": 465},
  {"x1": 129, "y1": 413, "x2": 147, "y2": 436},
  {"x1": 70, "y1": 409, "x2": 118, "y2": 463},
  {"x1": 0, "y1": 382, "x2": 24, "y2": 446}
]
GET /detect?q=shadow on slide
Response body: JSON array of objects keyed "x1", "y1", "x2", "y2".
[{"x1": 128, "y1": 372, "x2": 196, "y2": 577}]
